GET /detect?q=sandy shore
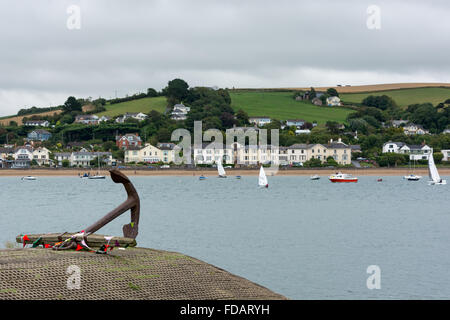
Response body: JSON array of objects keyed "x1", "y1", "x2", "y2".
[{"x1": 1, "y1": 167, "x2": 449, "y2": 177}]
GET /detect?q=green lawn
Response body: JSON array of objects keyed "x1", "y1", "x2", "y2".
[
  {"x1": 340, "y1": 87, "x2": 450, "y2": 108},
  {"x1": 96, "y1": 96, "x2": 167, "y2": 117},
  {"x1": 230, "y1": 91, "x2": 353, "y2": 124}
]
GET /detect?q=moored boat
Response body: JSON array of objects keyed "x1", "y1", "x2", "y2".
[
  {"x1": 403, "y1": 174, "x2": 421, "y2": 181},
  {"x1": 329, "y1": 172, "x2": 358, "y2": 183},
  {"x1": 21, "y1": 176, "x2": 37, "y2": 181},
  {"x1": 88, "y1": 175, "x2": 106, "y2": 180},
  {"x1": 310, "y1": 175, "x2": 320, "y2": 180}
]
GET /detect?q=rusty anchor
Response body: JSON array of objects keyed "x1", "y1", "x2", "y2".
[
  {"x1": 85, "y1": 169, "x2": 140, "y2": 238},
  {"x1": 50, "y1": 169, "x2": 140, "y2": 251}
]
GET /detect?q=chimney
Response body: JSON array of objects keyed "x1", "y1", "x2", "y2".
[{"x1": 338, "y1": 138, "x2": 342, "y2": 143}]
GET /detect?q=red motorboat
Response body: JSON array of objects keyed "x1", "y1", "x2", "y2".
[{"x1": 329, "y1": 172, "x2": 358, "y2": 183}]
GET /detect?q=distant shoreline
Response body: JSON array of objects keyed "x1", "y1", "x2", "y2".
[{"x1": 1, "y1": 167, "x2": 448, "y2": 177}]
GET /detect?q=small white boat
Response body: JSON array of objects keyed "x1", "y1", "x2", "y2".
[
  {"x1": 88, "y1": 153, "x2": 106, "y2": 179},
  {"x1": 258, "y1": 166, "x2": 268, "y2": 188},
  {"x1": 310, "y1": 175, "x2": 320, "y2": 180},
  {"x1": 217, "y1": 161, "x2": 227, "y2": 178},
  {"x1": 404, "y1": 174, "x2": 421, "y2": 181},
  {"x1": 21, "y1": 176, "x2": 37, "y2": 181},
  {"x1": 88, "y1": 175, "x2": 106, "y2": 180},
  {"x1": 428, "y1": 152, "x2": 447, "y2": 185}
]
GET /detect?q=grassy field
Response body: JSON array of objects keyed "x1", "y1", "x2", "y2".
[
  {"x1": 96, "y1": 96, "x2": 167, "y2": 117},
  {"x1": 230, "y1": 91, "x2": 353, "y2": 124},
  {"x1": 0, "y1": 109, "x2": 62, "y2": 126},
  {"x1": 340, "y1": 87, "x2": 450, "y2": 108},
  {"x1": 283, "y1": 83, "x2": 450, "y2": 93}
]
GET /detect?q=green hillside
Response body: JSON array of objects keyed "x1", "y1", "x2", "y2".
[
  {"x1": 229, "y1": 91, "x2": 353, "y2": 124},
  {"x1": 340, "y1": 87, "x2": 450, "y2": 108},
  {"x1": 96, "y1": 96, "x2": 167, "y2": 117}
]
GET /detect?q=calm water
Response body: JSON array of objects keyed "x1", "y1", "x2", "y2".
[{"x1": 1, "y1": 175, "x2": 449, "y2": 299}]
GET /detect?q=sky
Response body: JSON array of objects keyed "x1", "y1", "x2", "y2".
[{"x1": 0, "y1": 0, "x2": 449, "y2": 116}]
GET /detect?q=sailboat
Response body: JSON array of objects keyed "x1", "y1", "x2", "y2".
[
  {"x1": 404, "y1": 159, "x2": 421, "y2": 181},
  {"x1": 258, "y1": 166, "x2": 268, "y2": 188},
  {"x1": 428, "y1": 152, "x2": 446, "y2": 185},
  {"x1": 89, "y1": 153, "x2": 106, "y2": 179},
  {"x1": 217, "y1": 161, "x2": 227, "y2": 178}
]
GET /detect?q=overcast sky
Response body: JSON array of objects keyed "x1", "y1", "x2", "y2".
[{"x1": 0, "y1": 0, "x2": 449, "y2": 116}]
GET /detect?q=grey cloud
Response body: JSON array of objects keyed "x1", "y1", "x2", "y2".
[{"x1": 0, "y1": 0, "x2": 449, "y2": 115}]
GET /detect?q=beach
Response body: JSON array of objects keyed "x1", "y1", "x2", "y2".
[{"x1": 1, "y1": 167, "x2": 448, "y2": 177}]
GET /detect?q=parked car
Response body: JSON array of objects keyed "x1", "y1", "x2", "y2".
[
  {"x1": 160, "y1": 165, "x2": 170, "y2": 169},
  {"x1": 224, "y1": 166, "x2": 232, "y2": 168}
]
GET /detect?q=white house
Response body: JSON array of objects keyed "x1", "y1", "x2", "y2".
[
  {"x1": 172, "y1": 103, "x2": 190, "y2": 113},
  {"x1": 440, "y1": 150, "x2": 450, "y2": 162},
  {"x1": 403, "y1": 124, "x2": 429, "y2": 135},
  {"x1": 295, "y1": 129, "x2": 311, "y2": 135},
  {"x1": 32, "y1": 147, "x2": 50, "y2": 166},
  {"x1": 194, "y1": 143, "x2": 231, "y2": 165},
  {"x1": 171, "y1": 103, "x2": 190, "y2": 121},
  {"x1": 54, "y1": 152, "x2": 71, "y2": 166},
  {"x1": 75, "y1": 115, "x2": 99, "y2": 125},
  {"x1": 284, "y1": 119, "x2": 305, "y2": 129},
  {"x1": 24, "y1": 120, "x2": 50, "y2": 127},
  {"x1": 399, "y1": 144, "x2": 432, "y2": 160},
  {"x1": 383, "y1": 141, "x2": 432, "y2": 160},
  {"x1": 382, "y1": 141, "x2": 406, "y2": 153},
  {"x1": 70, "y1": 151, "x2": 112, "y2": 167},
  {"x1": 13, "y1": 146, "x2": 33, "y2": 168},
  {"x1": 326, "y1": 96, "x2": 341, "y2": 107},
  {"x1": 115, "y1": 112, "x2": 148, "y2": 123},
  {"x1": 249, "y1": 117, "x2": 271, "y2": 127},
  {"x1": 390, "y1": 120, "x2": 409, "y2": 128}
]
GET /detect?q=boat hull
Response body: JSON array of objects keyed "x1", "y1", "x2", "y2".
[
  {"x1": 428, "y1": 180, "x2": 447, "y2": 185},
  {"x1": 329, "y1": 178, "x2": 358, "y2": 183}
]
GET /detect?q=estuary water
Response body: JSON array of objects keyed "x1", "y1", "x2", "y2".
[{"x1": 0, "y1": 175, "x2": 449, "y2": 299}]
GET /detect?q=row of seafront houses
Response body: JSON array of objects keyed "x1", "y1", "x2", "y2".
[
  {"x1": 124, "y1": 138, "x2": 356, "y2": 166},
  {"x1": 2, "y1": 139, "x2": 450, "y2": 169},
  {"x1": 0, "y1": 145, "x2": 113, "y2": 168}
]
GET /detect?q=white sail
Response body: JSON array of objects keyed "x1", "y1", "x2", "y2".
[
  {"x1": 428, "y1": 152, "x2": 441, "y2": 182},
  {"x1": 217, "y1": 161, "x2": 226, "y2": 177},
  {"x1": 259, "y1": 166, "x2": 268, "y2": 186}
]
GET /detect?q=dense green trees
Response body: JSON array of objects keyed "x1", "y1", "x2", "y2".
[
  {"x1": 326, "y1": 88, "x2": 339, "y2": 97},
  {"x1": 165, "y1": 78, "x2": 189, "y2": 106},
  {"x1": 63, "y1": 96, "x2": 82, "y2": 113},
  {"x1": 362, "y1": 95, "x2": 397, "y2": 110}
]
